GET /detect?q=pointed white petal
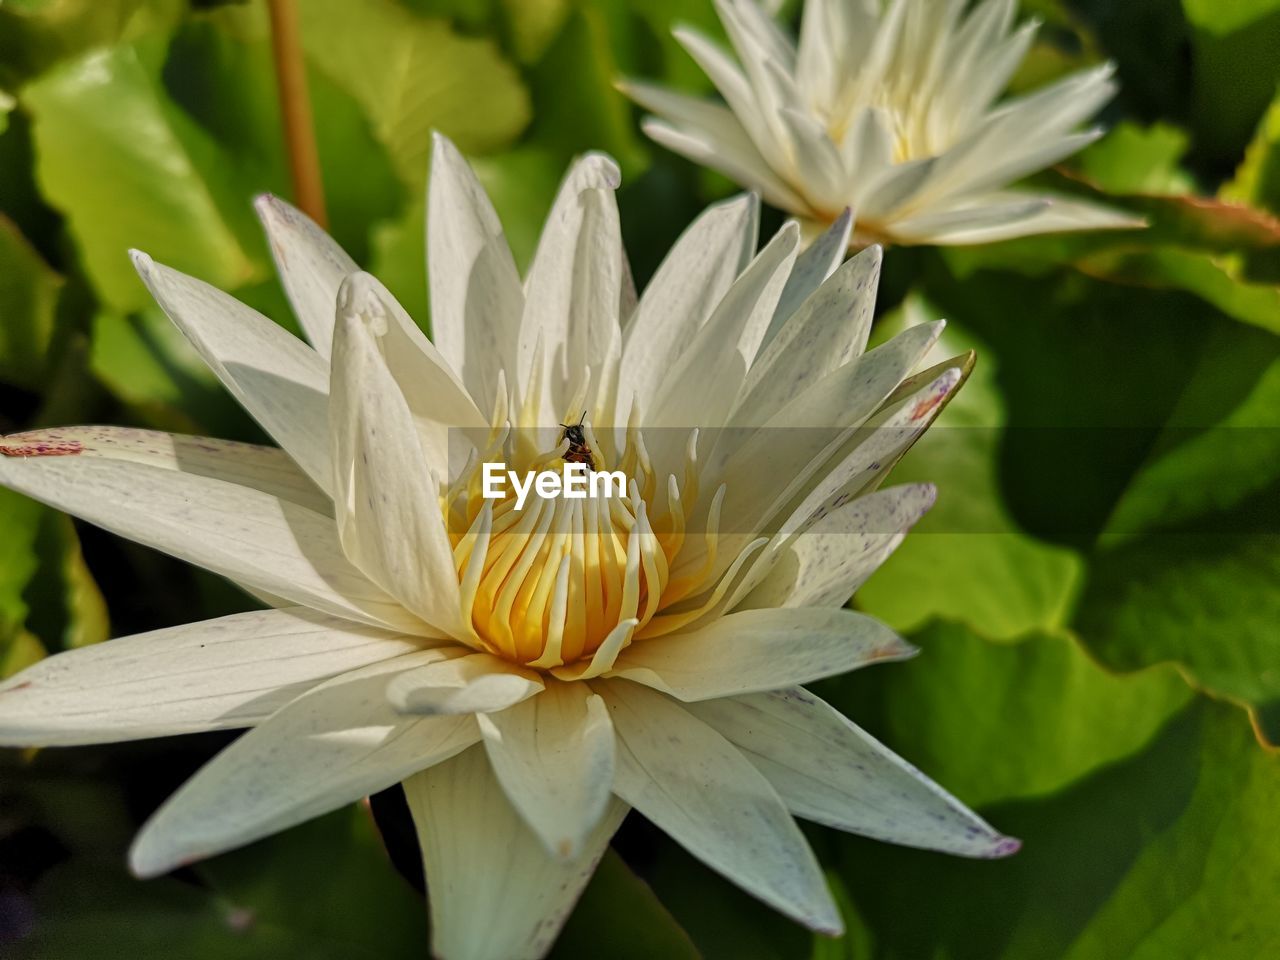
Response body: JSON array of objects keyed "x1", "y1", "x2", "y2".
[
  {"x1": 479, "y1": 682, "x2": 615, "y2": 858},
  {"x1": 406, "y1": 745, "x2": 629, "y2": 960},
  {"x1": 671, "y1": 25, "x2": 790, "y2": 172},
  {"x1": 611, "y1": 608, "x2": 915, "y2": 701},
  {"x1": 129, "y1": 649, "x2": 479, "y2": 877},
  {"x1": 891, "y1": 195, "x2": 1053, "y2": 241},
  {"x1": 688, "y1": 688, "x2": 1019, "y2": 858},
  {"x1": 330, "y1": 275, "x2": 464, "y2": 636},
  {"x1": 741, "y1": 484, "x2": 936, "y2": 610},
  {"x1": 769, "y1": 360, "x2": 970, "y2": 553},
  {"x1": 0, "y1": 450, "x2": 422, "y2": 632},
  {"x1": 856, "y1": 155, "x2": 939, "y2": 221},
  {"x1": 598, "y1": 679, "x2": 841, "y2": 934},
  {"x1": 640, "y1": 115, "x2": 809, "y2": 217},
  {"x1": 387, "y1": 652, "x2": 544, "y2": 715},
  {"x1": 0, "y1": 608, "x2": 424, "y2": 746},
  {"x1": 0, "y1": 426, "x2": 329, "y2": 515},
  {"x1": 517, "y1": 153, "x2": 622, "y2": 418},
  {"x1": 709, "y1": 319, "x2": 943, "y2": 557},
  {"x1": 130, "y1": 252, "x2": 332, "y2": 493},
  {"x1": 254, "y1": 194, "x2": 357, "y2": 360},
  {"x1": 736, "y1": 244, "x2": 882, "y2": 426},
  {"x1": 766, "y1": 208, "x2": 853, "y2": 342},
  {"x1": 428, "y1": 133, "x2": 525, "y2": 406},
  {"x1": 617, "y1": 192, "x2": 759, "y2": 418},
  {"x1": 840, "y1": 108, "x2": 895, "y2": 192},
  {"x1": 648, "y1": 221, "x2": 799, "y2": 434},
  {"x1": 902, "y1": 192, "x2": 1143, "y2": 244}
]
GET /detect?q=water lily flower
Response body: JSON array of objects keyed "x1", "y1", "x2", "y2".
[
  {"x1": 622, "y1": 0, "x2": 1142, "y2": 246},
  {"x1": 0, "y1": 133, "x2": 1016, "y2": 959}
]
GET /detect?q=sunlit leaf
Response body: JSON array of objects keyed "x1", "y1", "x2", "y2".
[
  {"x1": 21, "y1": 40, "x2": 265, "y2": 312},
  {"x1": 299, "y1": 0, "x2": 531, "y2": 185}
]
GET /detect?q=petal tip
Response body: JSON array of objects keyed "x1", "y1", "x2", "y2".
[{"x1": 989, "y1": 835, "x2": 1022, "y2": 858}]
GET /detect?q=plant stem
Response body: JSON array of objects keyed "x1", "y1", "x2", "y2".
[{"x1": 267, "y1": 0, "x2": 327, "y2": 228}]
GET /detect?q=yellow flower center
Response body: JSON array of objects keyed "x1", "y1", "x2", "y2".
[{"x1": 444, "y1": 416, "x2": 725, "y2": 672}]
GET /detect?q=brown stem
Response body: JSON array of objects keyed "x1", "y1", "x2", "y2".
[{"x1": 267, "y1": 0, "x2": 327, "y2": 228}]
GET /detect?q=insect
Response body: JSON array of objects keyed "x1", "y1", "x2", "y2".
[{"x1": 559, "y1": 412, "x2": 595, "y2": 469}]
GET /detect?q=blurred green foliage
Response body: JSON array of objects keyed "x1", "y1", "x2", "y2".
[{"x1": 0, "y1": 0, "x2": 1278, "y2": 957}]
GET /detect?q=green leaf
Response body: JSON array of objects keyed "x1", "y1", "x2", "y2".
[
  {"x1": 823, "y1": 621, "x2": 1193, "y2": 810},
  {"x1": 0, "y1": 0, "x2": 183, "y2": 87},
  {"x1": 1077, "y1": 122, "x2": 1195, "y2": 195},
  {"x1": 1076, "y1": 246, "x2": 1280, "y2": 334},
  {"x1": 829, "y1": 699, "x2": 1280, "y2": 959},
  {"x1": 15, "y1": 797, "x2": 425, "y2": 960},
  {"x1": 642, "y1": 837, "x2": 811, "y2": 960},
  {"x1": 1222, "y1": 89, "x2": 1280, "y2": 281},
  {"x1": 0, "y1": 486, "x2": 43, "y2": 635},
  {"x1": 1077, "y1": 520, "x2": 1280, "y2": 747},
  {"x1": 0, "y1": 484, "x2": 107, "y2": 676},
  {"x1": 1224, "y1": 89, "x2": 1280, "y2": 215},
  {"x1": 522, "y1": 6, "x2": 648, "y2": 177},
  {"x1": 300, "y1": 0, "x2": 531, "y2": 186},
  {"x1": 163, "y1": 6, "x2": 404, "y2": 267},
  {"x1": 1183, "y1": 0, "x2": 1280, "y2": 34},
  {"x1": 553, "y1": 850, "x2": 701, "y2": 959},
  {"x1": 89, "y1": 308, "x2": 257, "y2": 438},
  {"x1": 195, "y1": 806, "x2": 427, "y2": 959},
  {"x1": 1069, "y1": 323, "x2": 1280, "y2": 744},
  {"x1": 856, "y1": 298, "x2": 1083, "y2": 640},
  {"x1": 0, "y1": 213, "x2": 62, "y2": 389},
  {"x1": 21, "y1": 41, "x2": 265, "y2": 312}
]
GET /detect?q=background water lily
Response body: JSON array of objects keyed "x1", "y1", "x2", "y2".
[{"x1": 623, "y1": 0, "x2": 1144, "y2": 245}]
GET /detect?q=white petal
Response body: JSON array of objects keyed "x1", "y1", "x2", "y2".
[
  {"x1": 840, "y1": 108, "x2": 896, "y2": 192},
  {"x1": 891, "y1": 195, "x2": 1053, "y2": 241},
  {"x1": 517, "y1": 153, "x2": 622, "y2": 419},
  {"x1": 387, "y1": 652, "x2": 544, "y2": 715},
  {"x1": 647, "y1": 221, "x2": 799, "y2": 433},
  {"x1": 428, "y1": 132, "x2": 525, "y2": 406},
  {"x1": 129, "y1": 650, "x2": 480, "y2": 878},
  {"x1": 777, "y1": 107, "x2": 848, "y2": 207},
  {"x1": 671, "y1": 25, "x2": 791, "y2": 173},
  {"x1": 687, "y1": 687, "x2": 1019, "y2": 858},
  {"x1": 130, "y1": 251, "x2": 332, "y2": 493},
  {"x1": 597, "y1": 679, "x2": 841, "y2": 934},
  {"x1": 902, "y1": 192, "x2": 1143, "y2": 244},
  {"x1": 766, "y1": 207, "x2": 853, "y2": 343},
  {"x1": 641, "y1": 116, "x2": 808, "y2": 217},
  {"x1": 0, "y1": 425, "x2": 329, "y2": 515},
  {"x1": 856, "y1": 155, "x2": 939, "y2": 221},
  {"x1": 405, "y1": 744, "x2": 629, "y2": 960},
  {"x1": 772, "y1": 359, "x2": 970, "y2": 545},
  {"x1": 616, "y1": 192, "x2": 759, "y2": 419},
  {"x1": 0, "y1": 450, "x2": 422, "y2": 633},
  {"x1": 254, "y1": 194, "x2": 357, "y2": 359},
  {"x1": 330, "y1": 276, "x2": 464, "y2": 636},
  {"x1": 739, "y1": 484, "x2": 936, "y2": 609},
  {"x1": 708, "y1": 319, "x2": 944, "y2": 562},
  {"x1": 611, "y1": 608, "x2": 915, "y2": 701},
  {"x1": 736, "y1": 244, "x2": 882, "y2": 426},
  {"x1": 479, "y1": 681, "x2": 615, "y2": 858},
  {"x1": 0, "y1": 608, "x2": 423, "y2": 746}
]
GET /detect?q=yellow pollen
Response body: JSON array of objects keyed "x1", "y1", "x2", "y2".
[{"x1": 446, "y1": 416, "x2": 723, "y2": 672}]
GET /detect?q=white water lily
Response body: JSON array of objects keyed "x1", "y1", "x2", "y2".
[
  {"x1": 623, "y1": 0, "x2": 1142, "y2": 246},
  {"x1": 0, "y1": 133, "x2": 1016, "y2": 959}
]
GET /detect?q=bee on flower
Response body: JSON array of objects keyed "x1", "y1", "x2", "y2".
[
  {"x1": 622, "y1": 0, "x2": 1142, "y2": 247},
  {"x1": 0, "y1": 133, "x2": 1016, "y2": 960}
]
